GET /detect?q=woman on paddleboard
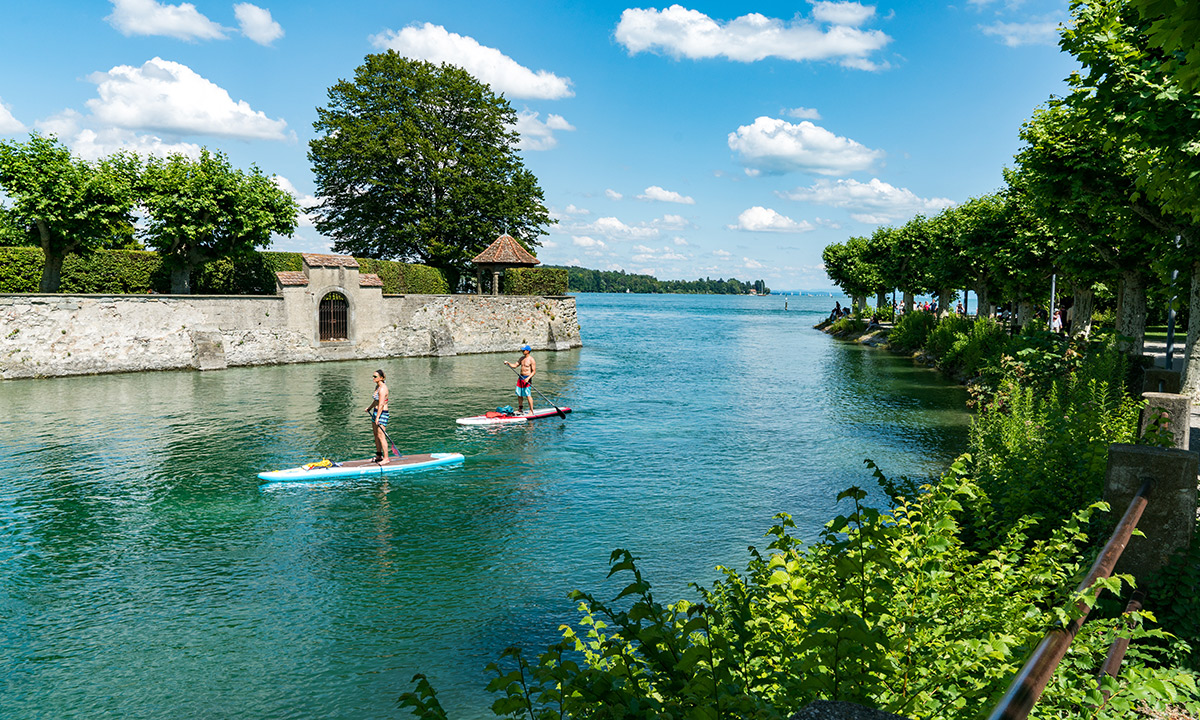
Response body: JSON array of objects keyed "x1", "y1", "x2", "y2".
[
  {"x1": 366, "y1": 369, "x2": 390, "y2": 464},
  {"x1": 504, "y1": 345, "x2": 536, "y2": 415}
]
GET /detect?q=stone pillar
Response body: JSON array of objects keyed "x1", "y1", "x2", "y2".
[
  {"x1": 1139, "y1": 392, "x2": 1191, "y2": 449},
  {"x1": 1103, "y1": 444, "x2": 1198, "y2": 581},
  {"x1": 1143, "y1": 369, "x2": 1182, "y2": 395},
  {"x1": 492, "y1": 269, "x2": 500, "y2": 296}
]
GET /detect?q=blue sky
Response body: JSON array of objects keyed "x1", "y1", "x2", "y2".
[{"x1": 0, "y1": 0, "x2": 1076, "y2": 290}]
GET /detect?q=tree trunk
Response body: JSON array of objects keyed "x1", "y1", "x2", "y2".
[
  {"x1": 903, "y1": 291, "x2": 914, "y2": 314},
  {"x1": 1071, "y1": 284, "x2": 1094, "y2": 338},
  {"x1": 875, "y1": 290, "x2": 886, "y2": 309},
  {"x1": 975, "y1": 284, "x2": 989, "y2": 319},
  {"x1": 938, "y1": 288, "x2": 953, "y2": 317},
  {"x1": 1181, "y1": 261, "x2": 1200, "y2": 396},
  {"x1": 170, "y1": 266, "x2": 192, "y2": 294},
  {"x1": 1017, "y1": 299, "x2": 1034, "y2": 328},
  {"x1": 1115, "y1": 270, "x2": 1147, "y2": 355},
  {"x1": 39, "y1": 251, "x2": 65, "y2": 293},
  {"x1": 853, "y1": 295, "x2": 866, "y2": 311}
]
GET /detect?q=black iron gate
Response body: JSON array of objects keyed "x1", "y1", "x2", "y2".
[{"x1": 319, "y1": 292, "x2": 348, "y2": 341}]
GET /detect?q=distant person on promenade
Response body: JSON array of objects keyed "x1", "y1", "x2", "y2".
[
  {"x1": 829, "y1": 301, "x2": 841, "y2": 321},
  {"x1": 366, "y1": 369, "x2": 390, "y2": 464},
  {"x1": 505, "y1": 345, "x2": 537, "y2": 414},
  {"x1": 1051, "y1": 309, "x2": 1063, "y2": 333},
  {"x1": 956, "y1": 302, "x2": 965, "y2": 315}
]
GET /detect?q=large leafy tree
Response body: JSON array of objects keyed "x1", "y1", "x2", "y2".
[
  {"x1": 0, "y1": 134, "x2": 137, "y2": 292},
  {"x1": 1061, "y1": 0, "x2": 1200, "y2": 384},
  {"x1": 309, "y1": 53, "x2": 554, "y2": 289},
  {"x1": 139, "y1": 149, "x2": 297, "y2": 294},
  {"x1": 822, "y1": 236, "x2": 882, "y2": 308}
]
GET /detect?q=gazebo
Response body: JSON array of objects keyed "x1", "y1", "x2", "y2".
[{"x1": 470, "y1": 233, "x2": 540, "y2": 295}]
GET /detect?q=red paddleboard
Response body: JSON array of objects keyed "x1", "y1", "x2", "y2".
[{"x1": 456, "y1": 406, "x2": 572, "y2": 425}]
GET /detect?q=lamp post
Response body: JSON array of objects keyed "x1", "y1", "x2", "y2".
[{"x1": 1166, "y1": 235, "x2": 1181, "y2": 370}]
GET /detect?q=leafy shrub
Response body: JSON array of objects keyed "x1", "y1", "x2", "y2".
[
  {"x1": 193, "y1": 251, "x2": 302, "y2": 294},
  {"x1": 888, "y1": 311, "x2": 938, "y2": 353},
  {"x1": 938, "y1": 317, "x2": 1011, "y2": 380},
  {"x1": 924, "y1": 314, "x2": 975, "y2": 359},
  {"x1": 356, "y1": 258, "x2": 449, "y2": 294},
  {"x1": 829, "y1": 316, "x2": 865, "y2": 335},
  {"x1": 502, "y1": 267, "x2": 568, "y2": 295},
  {"x1": 0, "y1": 246, "x2": 449, "y2": 295},
  {"x1": 401, "y1": 466, "x2": 1197, "y2": 720}
]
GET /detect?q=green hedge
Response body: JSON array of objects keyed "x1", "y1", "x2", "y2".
[
  {"x1": 502, "y1": 267, "x2": 568, "y2": 295},
  {"x1": 356, "y1": 258, "x2": 449, "y2": 294},
  {"x1": 0, "y1": 247, "x2": 449, "y2": 295}
]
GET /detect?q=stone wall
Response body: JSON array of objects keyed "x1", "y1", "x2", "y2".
[{"x1": 0, "y1": 293, "x2": 581, "y2": 379}]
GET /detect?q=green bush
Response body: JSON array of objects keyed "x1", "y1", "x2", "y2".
[
  {"x1": 924, "y1": 314, "x2": 975, "y2": 359},
  {"x1": 888, "y1": 311, "x2": 938, "y2": 353},
  {"x1": 829, "y1": 316, "x2": 865, "y2": 335},
  {"x1": 938, "y1": 317, "x2": 1011, "y2": 379},
  {"x1": 503, "y1": 267, "x2": 568, "y2": 295},
  {"x1": 0, "y1": 247, "x2": 449, "y2": 295},
  {"x1": 0, "y1": 246, "x2": 169, "y2": 293},
  {"x1": 356, "y1": 258, "x2": 449, "y2": 294},
  {"x1": 402, "y1": 468, "x2": 1196, "y2": 720},
  {"x1": 193, "y1": 251, "x2": 302, "y2": 294}
]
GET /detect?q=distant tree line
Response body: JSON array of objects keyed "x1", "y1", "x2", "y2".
[{"x1": 553, "y1": 266, "x2": 768, "y2": 295}]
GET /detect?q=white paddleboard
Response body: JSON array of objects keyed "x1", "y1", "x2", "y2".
[{"x1": 258, "y1": 452, "x2": 464, "y2": 482}]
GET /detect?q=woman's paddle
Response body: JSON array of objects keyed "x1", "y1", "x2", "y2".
[{"x1": 506, "y1": 363, "x2": 567, "y2": 418}]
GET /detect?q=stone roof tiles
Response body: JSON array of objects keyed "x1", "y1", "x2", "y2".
[
  {"x1": 471, "y1": 234, "x2": 540, "y2": 266},
  {"x1": 276, "y1": 271, "x2": 309, "y2": 286},
  {"x1": 302, "y1": 253, "x2": 360, "y2": 268},
  {"x1": 359, "y1": 273, "x2": 383, "y2": 287}
]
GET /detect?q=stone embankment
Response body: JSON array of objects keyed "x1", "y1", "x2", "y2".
[{"x1": 0, "y1": 293, "x2": 581, "y2": 380}]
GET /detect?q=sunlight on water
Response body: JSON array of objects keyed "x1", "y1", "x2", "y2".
[{"x1": 0, "y1": 293, "x2": 969, "y2": 719}]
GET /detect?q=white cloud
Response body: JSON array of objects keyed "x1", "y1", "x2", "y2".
[
  {"x1": 106, "y1": 0, "x2": 227, "y2": 41},
  {"x1": 781, "y1": 178, "x2": 955, "y2": 222},
  {"x1": 728, "y1": 116, "x2": 882, "y2": 175},
  {"x1": 743, "y1": 257, "x2": 766, "y2": 269},
  {"x1": 0, "y1": 99, "x2": 25, "y2": 134},
  {"x1": 583, "y1": 216, "x2": 660, "y2": 241},
  {"x1": 713, "y1": 249, "x2": 733, "y2": 257},
  {"x1": 514, "y1": 110, "x2": 575, "y2": 151},
  {"x1": 810, "y1": 1, "x2": 876, "y2": 26},
  {"x1": 372, "y1": 23, "x2": 573, "y2": 99},
  {"x1": 605, "y1": 188, "x2": 623, "y2": 201},
  {"x1": 572, "y1": 236, "x2": 607, "y2": 248},
  {"x1": 271, "y1": 175, "x2": 318, "y2": 227},
  {"x1": 37, "y1": 110, "x2": 203, "y2": 160},
  {"x1": 980, "y1": 17, "x2": 1062, "y2": 47},
  {"x1": 637, "y1": 185, "x2": 696, "y2": 204},
  {"x1": 730, "y1": 206, "x2": 815, "y2": 233},
  {"x1": 614, "y1": 4, "x2": 890, "y2": 70},
  {"x1": 86, "y1": 58, "x2": 290, "y2": 140},
  {"x1": 785, "y1": 106, "x2": 822, "y2": 120},
  {"x1": 234, "y1": 3, "x2": 283, "y2": 46},
  {"x1": 673, "y1": 237, "x2": 688, "y2": 245},
  {"x1": 563, "y1": 204, "x2": 590, "y2": 215},
  {"x1": 653, "y1": 213, "x2": 691, "y2": 230},
  {"x1": 632, "y1": 244, "x2": 656, "y2": 254},
  {"x1": 540, "y1": 239, "x2": 558, "y2": 248}
]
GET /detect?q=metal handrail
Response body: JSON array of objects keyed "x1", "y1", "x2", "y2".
[
  {"x1": 986, "y1": 480, "x2": 1152, "y2": 720},
  {"x1": 1096, "y1": 590, "x2": 1147, "y2": 705}
]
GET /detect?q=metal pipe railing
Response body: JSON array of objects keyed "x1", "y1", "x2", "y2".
[
  {"x1": 986, "y1": 479, "x2": 1152, "y2": 720},
  {"x1": 1096, "y1": 589, "x2": 1147, "y2": 705}
]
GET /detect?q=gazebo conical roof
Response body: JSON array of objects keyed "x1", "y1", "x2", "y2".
[{"x1": 472, "y1": 234, "x2": 540, "y2": 266}]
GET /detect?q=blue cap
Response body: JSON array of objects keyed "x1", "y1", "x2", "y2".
[{"x1": 521, "y1": 345, "x2": 532, "y2": 351}]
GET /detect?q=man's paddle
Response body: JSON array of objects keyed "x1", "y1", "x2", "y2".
[{"x1": 505, "y1": 363, "x2": 567, "y2": 418}]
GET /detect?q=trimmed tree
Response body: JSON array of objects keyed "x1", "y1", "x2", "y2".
[
  {"x1": 139, "y1": 149, "x2": 298, "y2": 294},
  {"x1": 309, "y1": 53, "x2": 554, "y2": 290},
  {"x1": 0, "y1": 134, "x2": 137, "y2": 292}
]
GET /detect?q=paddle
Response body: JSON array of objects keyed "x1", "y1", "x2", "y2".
[{"x1": 505, "y1": 362, "x2": 567, "y2": 418}]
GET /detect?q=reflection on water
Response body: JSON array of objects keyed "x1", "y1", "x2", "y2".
[{"x1": 0, "y1": 293, "x2": 968, "y2": 719}]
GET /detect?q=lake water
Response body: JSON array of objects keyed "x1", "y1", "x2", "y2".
[{"x1": 0, "y1": 293, "x2": 969, "y2": 719}]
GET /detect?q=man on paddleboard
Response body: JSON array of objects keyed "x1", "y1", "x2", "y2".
[{"x1": 504, "y1": 345, "x2": 536, "y2": 415}]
